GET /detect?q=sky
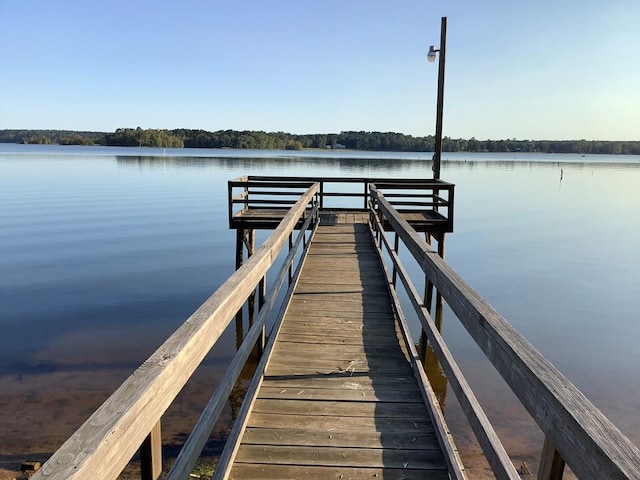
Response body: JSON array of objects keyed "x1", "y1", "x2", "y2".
[{"x1": 1, "y1": 0, "x2": 638, "y2": 141}]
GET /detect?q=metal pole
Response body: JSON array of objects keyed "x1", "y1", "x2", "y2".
[{"x1": 433, "y1": 16, "x2": 447, "y2": 180}]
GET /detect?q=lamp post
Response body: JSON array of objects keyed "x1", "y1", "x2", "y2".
[{"x1": 427, "y1": 16, "x2": 447, "y2": 180}]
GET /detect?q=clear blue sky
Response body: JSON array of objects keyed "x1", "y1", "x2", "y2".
[{"x1": 1, "y1": 0, "x2": 638, "y2": 140}]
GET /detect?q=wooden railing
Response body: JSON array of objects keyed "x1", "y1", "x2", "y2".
[
  {"x1": 368, "y1": 185, "x2": 640, "y2": 480},
  {"x1": 228, "y1": 175, "x2": 454, "y2": 231},
  {"x1": 32, "y1": 184, "x2": 321, "y2": 480}
]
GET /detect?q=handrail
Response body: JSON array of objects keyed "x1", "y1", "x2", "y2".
[
  {"x1": 369, "y1": 191, "x2": 519, "y2": 480},
  {"x1": 33, "y1": 183, "x2": 320, "y2": 480},
  {"x1": 369, "y1": 185, "x2": 640, "y2": 479},
  {"x1": 167, "y1": 194, "x2": 319, "y2": 479},
  {"x1": 212, "y1": 218, "x2": 313, "y2": 480},
  {"x1": 368, "y1": 209, "x2": 468, "y2": 479}
]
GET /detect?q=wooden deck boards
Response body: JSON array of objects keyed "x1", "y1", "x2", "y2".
[{"x1": 227, "y1": 223, "x2": 449, "y2": 479}]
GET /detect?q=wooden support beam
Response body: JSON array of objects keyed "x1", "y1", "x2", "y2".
[
  {"x1": 140, "y1": 421, "x2": 162, "y2": 480},
  {"x1": 538, "y1": 437, "x2": 566, "y2": 480}
]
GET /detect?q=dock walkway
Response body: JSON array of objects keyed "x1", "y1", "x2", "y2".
[{"x1": 226, "y1": 221, "x2": 449, "y2": 479}]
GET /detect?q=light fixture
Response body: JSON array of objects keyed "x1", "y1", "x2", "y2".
[{"x1": 427, "y1": 45, "x2": 438, "y2": 63}]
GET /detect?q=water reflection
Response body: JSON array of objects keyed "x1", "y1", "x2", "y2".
[{"x1": 114, "y1": 154, "x2": 423, "y2": 174}]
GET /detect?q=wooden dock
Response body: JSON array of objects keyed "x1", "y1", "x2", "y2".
[
  {"x1": 32, "y1": 177, "x2": 640, "y2": 480},
  {"x1": 225, "y1": 221, "x2": 450, "y2": 479}
]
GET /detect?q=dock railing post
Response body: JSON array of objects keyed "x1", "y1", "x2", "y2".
[
  {"x1": 288, "y1": 233, "x2": 293, "y2": 285},
  {"x1": 392, "y1": 233, "x2": 399, "y2": 286},
  {"x1": 436, "y1": 232, "x2": 446, "y2": 308},
  {"x1": 257, "y1": 273, "x2": 266, "y2": 356},
  {"x1": 140, "y1": 421, "x2": 162, "y2": 480},
  {"x1": 419, "y1": 231, "x2": 446, "y2": 359},
  {"x1": 538, "y1": 436, "x2": 566, "y2": 480}
]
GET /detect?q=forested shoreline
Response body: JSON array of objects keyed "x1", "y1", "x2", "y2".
[{"x1": 1, "y1": 128, "x2": 639, "y2": 155}]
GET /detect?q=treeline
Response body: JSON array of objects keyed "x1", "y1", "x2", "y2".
[
  {"x1": 109, "y1": 128, "x2": 336, "y2": 150},
  {"x1": 0, "y1": 129, "x2": 105, "y2": 146},
  {"x1": 1, "y1": 128, "x2": 639, "y2": 154}
]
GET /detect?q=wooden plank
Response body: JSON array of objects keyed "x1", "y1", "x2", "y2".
[
  {"x1": 273, "y1": 343, "x2": 409, "y2": 359},
  {"x1": 292, "y1": 292, "x2": 391, "y2": 302},
  {"x1": 229, "y1": 464, "x2": 449, "y2": 480},
  {"x1": 287, "y1": 303, "x2": 394, "y2": 315},
  {"x1": 246, "y1": 412, "x2": 434, "y2": 432},
  {"x1": 268, "y1": 354, "x2": 410, "y2": 370},
  {"x1": 269, "y1": 346, "x2": 406, "y2": 360},
  {"x1": 281, "y1": 309, "x2": 386, "y2": 320},
  {"x1": 251, "y1": 399, "x2": 427, "y2": 418},
  {"x1": 296, "y1": 279, "x2": 388, "y2": 289},
  {"x1": 277, "y1": 318, "x2": 373, "y2": 330},
  {"x1": 275, "y1": 315, "x2": 389, "y2": 326},
  {"x1": 265, "y1": 367, "x2": 413, "y2": 379},
  {"x1": 241, "y1": 427, "x2": 436, "y2": 449},
  {"x1": 261, "y1": 375, "x2": 416, "y2": 390},
  {"x1": 257, "y1": 386, "x2": 422, "y2": 402},
  {"x1": 277, "y1": 324, "x2": 397, "y2": 337},
  {"x1": 234, "y1": 445, "x2": 447, "y2": 469},
  {"x1": 273, "y1": 333, "x2": 398, "y2": 346}
]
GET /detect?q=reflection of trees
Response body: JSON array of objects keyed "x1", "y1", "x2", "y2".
[
  {"x1": 114, "y1": 155, "x2": 420, "y2": 173},
  {"x1": 115, "y1": 154, "x2": 640, "y2": 174}
]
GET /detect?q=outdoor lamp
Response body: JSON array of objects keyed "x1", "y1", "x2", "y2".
[{"x1": 427, "y1": 45, "x2": 438, "y2": 63}]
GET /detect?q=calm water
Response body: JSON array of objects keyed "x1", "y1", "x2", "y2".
[{"x1": 1, "y1": 144, "x2": 639, "y2": 470}]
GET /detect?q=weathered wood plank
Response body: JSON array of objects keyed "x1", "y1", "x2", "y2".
[
  {"x1": 277, "y1": 324, "x2": 398, "y2": 338},
  {"x1": 296, "y1": 280, "x2": 387, "y2": 290},
  {"x1": 268, "y1": 354, "x2": 410, "y2": 370},
  {"x1": 273, "y1": 333, "x2": 398, "y2": 346},
  {"x1": 257, "y1": 386, "x2": 423, "y2": 402},
  {"x1": 241, "y1": 427, "x2": 436, "y2": 449},
  {"x1": 261, "y1": 375, "x2": 416, "y2": 390},
  {"x1": 284, "y1": 309, "x2": 391, "y2": 320},
  {"x1": 265, "y1": 366, "x2": 413, "y2": 379},
  {"x1": 273, "y1": 342, "x2": 409, "y2": 357},
  {"x1": 276, "y1": 316, "x2": 391, "y2": 327},
  {"x1": 294, "y1": 283, "x2": 379, "y2": 291},
  {"x1": 246, "y1": 412, "x2": 435, "y2": 432},
  {"x1": 251, "y1": 399, "x2": 427, "y2": 418},
  {"x1": 287, "y1": 303, "x2": 394, "y2": 315},
  {"x1": 234, "y1": 445, "x2": 447, "y2": 469},
  {"x1": 229, "y1": 464, "x2": 449, "y2": 480}
]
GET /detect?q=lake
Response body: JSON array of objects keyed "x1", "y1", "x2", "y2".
[{"x1": 1, "y1": 144, "x2": 639, "y2": 475}]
